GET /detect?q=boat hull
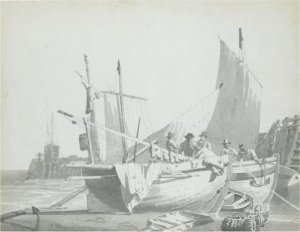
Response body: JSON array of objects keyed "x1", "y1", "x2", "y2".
[
  {"x1": 85, "y1": 162, "x2": 231, "y2": 214},
  {"x1": 276, "y1": 165, "x2": 300, "y2": 205},
  {"x1": 228, "y1": 155, "x2": 279, "y2": 206}
]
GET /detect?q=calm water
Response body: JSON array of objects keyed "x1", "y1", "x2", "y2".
[{"x1": 1, "y1": 170, "x2": 299, "y2": 231}]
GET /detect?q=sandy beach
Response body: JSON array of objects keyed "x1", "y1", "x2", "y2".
[{"x1": 1, "y1": 171, "x2": 299, "y2": 231}]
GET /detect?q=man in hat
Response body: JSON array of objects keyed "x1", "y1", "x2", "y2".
[
  {"x1": 237, "y1": 143, "x2": 258, "y2": 162},
  {"x1": 197, "y1": 131, "x2": 212, "y2": 151},
  {"x1": 178, "y1": 133, "x2": 197, "y2": 157},
  {"x1": 165, "y1": 131, "x2": 178, "y2": 153},
  {"x1": 220, "y1": 139, "x2": 238, "y2": 161}
]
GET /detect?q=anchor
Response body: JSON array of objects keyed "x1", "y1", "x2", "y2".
[{"x1": 32, "y1": 206, "x2": 40, "y2": 231}]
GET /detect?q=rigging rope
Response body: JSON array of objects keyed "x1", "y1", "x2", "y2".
[
  {"x1": 165, "y1": 84, "x2": 221, "y2": 126},
  {"x1": 137, "y1": 100, "x2": 148, "y2": 131},
  {"x1": 145, "y1": 102, "x2": 154, "y2": 133},
  {"x1": 239, "y1": 162, "x2": 300, "y2": 212}
]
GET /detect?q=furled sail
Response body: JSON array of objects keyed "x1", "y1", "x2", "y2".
[
  {"x1": 103, "y1": 92, "x2": 153, "y2": 163},
  {"x1": 206, "y1": 40, "x2": 262, "y2": 154}
]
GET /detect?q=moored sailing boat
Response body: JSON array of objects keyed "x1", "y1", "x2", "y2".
[
  {"x1": 59, "y1": 55, "x2": 232, "y2": 214},
  {"x1": 206, "y1": 29, "x2": 280, "y2": 208},
  {"x1": 122, "y1": 29, "x2": 280, "y2": 210},
  {"x1": 60, "y1": 29, "x2": 280, "y2": 214}
]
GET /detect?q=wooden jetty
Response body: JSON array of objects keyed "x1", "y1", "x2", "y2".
[{"x1": 256, "y1": 115, "x2": 300, "y2": 172}]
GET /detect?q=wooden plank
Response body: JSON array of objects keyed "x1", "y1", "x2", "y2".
[
  {"x1": 147, "y1": 224, "x2": 163, "y2": 231},
  {"x1": 150, "y1": 219, "x2": 173, "y2": 229},
  {"x1": 224, "y1": 192, "x2": 234, "y2": 200},
  {"x1": 232, "y1": 196, "x2": 247, "y2": 207},
  {"x1": 101, "y1": 90, "x2": 148, "y2": 101},
  {"x1": 161, "y1": 214, "x2": 187, "y2": 225},
  {"x1": 287, "y1": 127, "x2": 299, "y2": 167},
  {"x1": 158, "y1": 217, "x2": 180, "y2": 226},
  {"x1": 169, "y1": 214, "x2": 193, "y2": 223},
  {"x1": 49, "y1": 186, "x2": 86, "y2": 208}
]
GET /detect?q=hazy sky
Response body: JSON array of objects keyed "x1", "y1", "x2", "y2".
[{"x1": 1, "y1": 1, "x2": 299, "y2": 170}]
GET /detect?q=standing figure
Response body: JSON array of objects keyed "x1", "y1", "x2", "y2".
[
  {"x1": 179, "y1": 133, "x2": 197, "y2": 157},
  {"x1": 237, "y1": 143, "x2": 258, "y2": 162},
  {"x1": 220, "y1": 139, "x2": 238, "y2": 161},
  {"x1": 165, "y1": 131, "x2": 179, "y2": 162},
  {"x1": 166, "y1": 132, "x2": 178, "y2": 153}
]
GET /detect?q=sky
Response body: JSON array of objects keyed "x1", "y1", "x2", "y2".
[{"x1": 1, "y1": 1, "x2": 299, "y2": 170}]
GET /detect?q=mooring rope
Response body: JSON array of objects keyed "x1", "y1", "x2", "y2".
[{"x1": 239, "y1": 162, "x2": 300, "y2": 212}]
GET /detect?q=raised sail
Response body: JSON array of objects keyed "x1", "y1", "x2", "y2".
[
  {"x1": 133, "y1": 38, "x2": 262, "y2": 162},
  {"x1": 103, "y1": 92, "x2": 152, "y2": 163},
  {"x1": 206, "y1": 40, "x2": 262, "y2": 153},
  {"x1": 139, "y1": 89, "x2": 220, "y2": 150},
  {"x1": 127, "y1": 88, "x2": 220, "y2": 163}
]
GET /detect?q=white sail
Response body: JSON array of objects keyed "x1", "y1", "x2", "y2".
[
  {"x1": 206, "y1": 40, "x2": 262, "y2": 153},
  {"x1": 132, "y1": 39, "x2": 262, "y2": 162},
  {"x1": 127, "y1": 88, "x2": 220, "y2": 163},
  {"x1": 159, "y1": 89, "x2": 220, "y2": 146},
  {"x1": 103, "y1": 93, "x2": 152, "y2": 163},
  {"x1": 99, "y1": 39, "x2": 262, "y2": 163}
]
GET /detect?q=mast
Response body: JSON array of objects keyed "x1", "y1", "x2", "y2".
[
  {"x1": 117, "y1": 60, "x2": 128, "y2": 157},
  {"x1": 84, "y1": 54, "x2": 90, "y2": 83},
  {"x1": 81, "y1": 54, "x2": 101, "y2": 164}
]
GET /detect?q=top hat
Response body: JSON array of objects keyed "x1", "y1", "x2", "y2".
[
  {"x1": 221, "y1": 139, "x2": 231, "y2": 145},
  {"x1": 199, "y1": 131, "x2": 208, "y2": 138},
  {"x1": 239, "y1": 143, "x2": 246, "y2": 149},
  {"x1": 166, "y1": 131, "x2": 175, "y2": 139},
  {"x1": 185, "y1": 133, "x2": 195, "y2": 139}
]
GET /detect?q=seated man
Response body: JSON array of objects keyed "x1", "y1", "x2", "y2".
[
  {"x1": 220, "y1": 139, "x2": 238, "y2": 162},
  {"x1": 238, "y1": 143, "x2": 258, "y2": 162},
  {"x1": 194, "y1": 131, "x2": 212, "y2": 158},
  {"x1": 197, "y1": 131, "x2": 212, "y2": 150},
  {"x1": 178, "y1": 133, "x2": 197, "y2": 157}
]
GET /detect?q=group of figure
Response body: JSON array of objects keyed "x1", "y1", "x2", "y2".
[{"x1": 165, "y1": 131, "x2": 258, "y2": 162}]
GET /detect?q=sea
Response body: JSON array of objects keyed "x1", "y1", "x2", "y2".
[{"x1": 1, "y1": 170, "x2": 299, "y2": 231}]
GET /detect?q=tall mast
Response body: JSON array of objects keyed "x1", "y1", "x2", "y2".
[
  {"x1": 117, "y1": 60, "x2": 128, "y2": 156},
  {"x1": 81, "y1": 54, "x2": 101, "y2": 164},
  {"x1": 84, "y1": 54, "x2": 90, "y2": 83}
]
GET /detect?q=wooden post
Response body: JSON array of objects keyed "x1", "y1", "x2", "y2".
[
  {"x1": 133, "y1": 118, "x2": 141, "y2": 163},
  {"x1": 42, "y1": 163, "x2": 46, "y2": 179}
]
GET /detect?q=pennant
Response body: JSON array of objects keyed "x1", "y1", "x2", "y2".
[{"x1": 239, "y1": 28, "x2": 243, "y2": 49}]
